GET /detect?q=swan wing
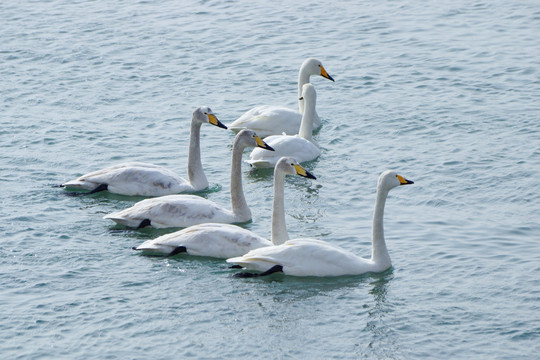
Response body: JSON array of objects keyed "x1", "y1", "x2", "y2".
[
  {"x1": 104, "y1": 195, "x2": 234, "y2": 228},
  {"x1": 62, "y1": 162, "x2": 194, "y2": 196},
  {"x1": 135, "y1": 223, "x2": 271, "y2": 258}
]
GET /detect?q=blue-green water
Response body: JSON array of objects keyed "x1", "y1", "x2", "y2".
[{"x1": 2, "y1": 0, "x2": 539, "y2": 359}]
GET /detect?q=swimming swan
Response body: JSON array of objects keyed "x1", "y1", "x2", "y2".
[
  {"x1": 132, "y1": 157, "x2": 315, "y2": 258},
  {"x1": 246, "y1": 83, "x2": 319, "y2": 168},
  {"x1": 103, "y1": 130, "x2": 274, "y2": 229},
  {"x1": 228, "y1": 58, "x2": 334, "y2": 137},
  {"x1": 61, "y1": 107, "x2": 227, "y2": 196},
  {"x1": 227, "y1": 170, "x2": 414, "y2": 277}
]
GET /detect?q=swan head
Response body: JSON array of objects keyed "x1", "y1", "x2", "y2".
[
  {"x1": 301, "y1": 58, "x2": 335, "y2": 82},
  {"x1": 235, "y1": 129, "x2": 275, "y2": 152},
  {"x1": 378, "y1": 170, "x2": 414, "y2": 191},
  {"x1": 275, "y1": 157, "x2": 316, "y2": 179},
  {"x1": 299, "y1": 83, "x2": 317, "y2": 104},
  {"x1": 193, "y1": 106, "x2": 227, "y2": 129}
]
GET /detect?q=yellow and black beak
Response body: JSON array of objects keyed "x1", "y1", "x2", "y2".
[
  {"x1": 207, "y1": 113, "x2": 228, "y2": 130},
  {"x1": 320, "y1": 65, "x2": 335, "y2": 82},
  {"x1": 294, "y1": 164, "x2": 316, "y2": 180},
  {"x1": 397, "y1": 174, "x2": 414, "y2": 185},
  {"x1": 255, "y1": 136, "x2": 275, "y2": 151}
]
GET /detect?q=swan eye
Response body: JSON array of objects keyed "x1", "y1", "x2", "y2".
[{"x1": 299, "y1": 97, "x2": 304, "y2": 100}]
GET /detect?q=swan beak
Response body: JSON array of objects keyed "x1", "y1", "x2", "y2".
[
  {"x1": 320, "y1": 66, "x2": 335, "y2": 82},
  {"x1": 255, "y1": 136, "x2": 275, "y2": 151},
  {"x1": 294, "y1": 164, "x2": 317, "y2": 180},
  {"x1": 208, "y1": 114, "x2": 228, "y2": 129},
  {"x1": 397, "y1": 174, "x2": 414, "y2": 185}
]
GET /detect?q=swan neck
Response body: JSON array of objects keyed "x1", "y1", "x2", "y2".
[
  {"x1": 297, "y1": 66, "x2": 310, "y2": 114},
  {"x1": 271, "y1": 169, "x2": 289, "y2": 245},
  {"x1": 298, "y1": 95, "x2": 316, "y2": 141},
  {"x1": 229, "y1": 141, "x2": 250, "y2": 220},
  {"x1": 371, "y1": 186, "x2": 391, "y2": 266},
  {"x1": 187, "y1": 121, "x2": 207, "y2": 188}
]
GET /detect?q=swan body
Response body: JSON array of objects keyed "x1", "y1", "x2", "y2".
[
  {"x1": 246, "y1": 83, "x2": 320, "y2": 168},
  {"x1": 104, "y1": 129, "x2": 274, "y2": 228},
  {"x1": 62, "y1": 107, "x2": 227, "y2": 196},
  {"x1": 134, "y1": 223, "x2": 271, "y2": 258},
  {"x1": 132, "y1": 157, "x2": 316, "y2": 258},
  {"x1": 229, "y1": 58, "x2": 334, "y2": 138},
  {"x1": 227, "y1": 170, "x2": 414, "y2": 277}
]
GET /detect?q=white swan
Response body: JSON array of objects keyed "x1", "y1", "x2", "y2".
[
  {"x1": 228, "y1": 58, "x2": 334, "y2": 138},
  {"x1": 132, "y1": 157, "x2": 316, "y2": 258},
  {"x1": 103, "y1": 129, "x2": 274, "y2": 229},
  {"x1": 61, "y1": 107, "x2": 227, "y2": 196},
  {"x1": 246, "y1": 83, "x2": 320, "y2": 168},
  {"x1": 227, "y1": 170, "x2": 414, "y2": 277}
]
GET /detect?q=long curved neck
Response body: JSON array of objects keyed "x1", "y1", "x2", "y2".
[
  {"x1": 298, "y1": 95, "x2": 316, "y2": 141},
  {"x1": 370, "y1": 186, "x2": 391, "y2": 266},
  {"x1": 271, "y1": 169, "x2": 288, "y2": 245},
  {"x1": 229, "y1": 141, "x2": 250, "y2": 220},
  {"x1": 187, "y1": 121, "x2": 208, "y2": 189}
]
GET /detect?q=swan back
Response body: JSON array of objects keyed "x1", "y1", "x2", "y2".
[{"x1": 135, "y1": 223, "x2": 271, "y2": 259}]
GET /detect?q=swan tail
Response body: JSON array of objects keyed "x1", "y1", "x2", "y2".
[
  {"x1": 61, "y1": 181, "x2": 108, "y2": 196},
  {"x1": 103, "y1": 213, "x2": 146, "y2": 228},
  {"x1": 132, "y1": 242, "x2": 184, "y2": 256},
  {"x1": 61, "y1": 179, "x2": 96, "y2": 191}
]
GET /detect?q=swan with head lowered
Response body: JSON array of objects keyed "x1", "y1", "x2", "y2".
[
  {"x1": 104, "y1": 129, "x2": 274, "y2": 229},
  {"x1": 61, "y1": 107, "x2": 227, "y2": 196},
  {"x1": 228, "y1": 58, "x2": 334, "y2": 138},
  {"x1": 132, "y1": 157, "x2": 316, "y2": 258},
  {"x1": 246, "y1": 83, "x2": 319, "y2": 168},
  {"x1": 227, "y1": 170, "x2": 414, "y2": 277}
]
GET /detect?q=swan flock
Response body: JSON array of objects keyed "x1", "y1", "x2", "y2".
[{"x1": 63, "y1": 57, "x2": 417, "y2": 278}]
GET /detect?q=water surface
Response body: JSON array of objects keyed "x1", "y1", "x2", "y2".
[{"x1": 1, "y1": 0, "x2": 539, "y2": 359}]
